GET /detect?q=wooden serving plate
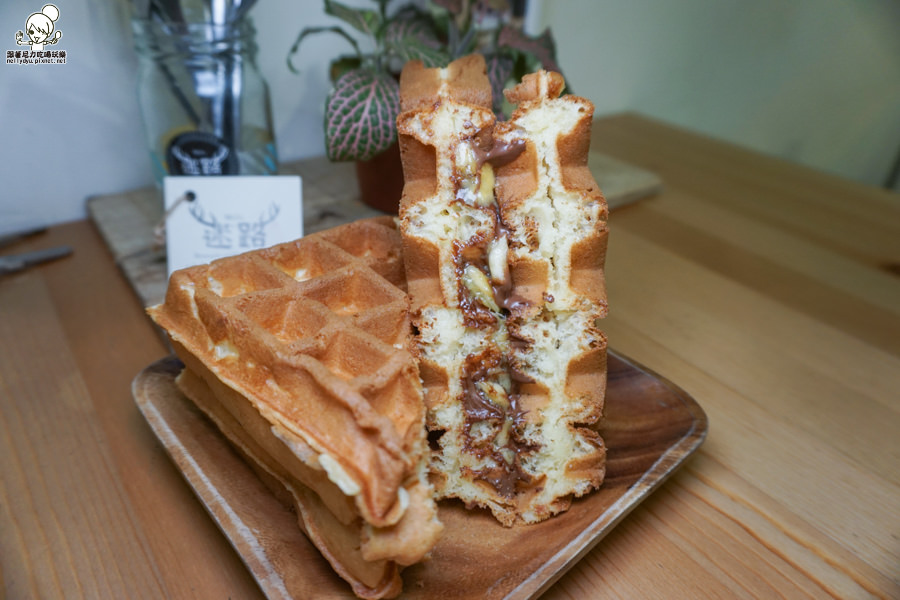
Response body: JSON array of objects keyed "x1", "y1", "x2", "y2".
[{"x1": 133, "y1": 351, "x2": 707, "y2": 599}]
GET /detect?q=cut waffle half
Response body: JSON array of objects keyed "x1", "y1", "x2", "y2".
[
  {"x1": 397, "y1": 56, "x2": 608, "y2": 526},
  {"x1": 148, "y1": 217, "x2": 442, "y2": 600}
]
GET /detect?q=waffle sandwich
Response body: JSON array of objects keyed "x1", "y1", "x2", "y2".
[
  {"x1": 397, "y1": 56, "x2": 609, "y2": 526},
  {"x1": 148, "y1": 218, "x2": 442, "y2": 600}
]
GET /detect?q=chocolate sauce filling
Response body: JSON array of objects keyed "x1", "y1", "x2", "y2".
[
  {"x1": 460, "y1": 351, "x2": 536, "y2": 498},
  {"x1": 473, "y1": 138, "x2": 526, "y2": 169},
  {"x1": 452, "y1": 131, "x2": 525, "y2": 206},
  {"x1": 449, "y1": 130, "x2": 538, "y2": 497},
  {"x1": 453, "y1": 197, "x2": 532, "y2": 325},
  {"x1": 453, "y1": 239, "x2": 498, "y2": 328}
]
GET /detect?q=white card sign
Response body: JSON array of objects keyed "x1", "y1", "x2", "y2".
[{"x1": 163, "y1": 176, "x2": 303, "y2": 276}]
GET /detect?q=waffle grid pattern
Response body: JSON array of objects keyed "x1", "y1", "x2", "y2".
[{"x1": 149, "y1": 217, "x2": 422, "y2": 525}]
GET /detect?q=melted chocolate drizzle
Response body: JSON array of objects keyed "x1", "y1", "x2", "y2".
[
  {"x1": 473, "y1": 138, "x2": 526, "y2": 170},
  {"x1": 460, "y1": 351, "x2": 536, "y2": 498},
  {"x1": 450, "y1": 129, "x2": 538, "y2": 497},
  {"x1": 452, "y1": 129, "x2": 526, "y2": 207}
]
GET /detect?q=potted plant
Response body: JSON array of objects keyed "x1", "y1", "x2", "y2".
[{"x1": 288, "y1": 0, "x2": 563, "y2": 212}]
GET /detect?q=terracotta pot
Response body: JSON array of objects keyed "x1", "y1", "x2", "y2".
[{"x1": 355, "y1": 141, "x2": 403, "y2": 214}]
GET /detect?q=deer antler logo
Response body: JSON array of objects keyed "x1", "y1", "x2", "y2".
[
  {"x1": 188, "y1": 200, "x2": 218, "y2": 228},
  {"x1": 187, "y1": 200, "x2": 231, "y2": 249},
  {"x1": 238, "y1": 203, "x2": 280, "y2": 249},
  {"x1": 257, "y1": 203, "x2": 280, "y2": 227},
  {"x1": 188, "y1": 200, "x2": 281, "y2": 250}
]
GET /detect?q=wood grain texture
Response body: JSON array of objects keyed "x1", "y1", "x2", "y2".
[
  {"x1": 0, "y1": 223, "x2": 265, "y2": 600},
  {"x1": 131, "y1": 352, "x2": 705, "y2": 600},
  {"x1": 1, "y1": 113, "x2": 898, "y2": 599}
]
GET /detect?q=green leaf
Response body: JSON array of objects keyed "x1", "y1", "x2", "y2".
[
  {"x1": 325, "y1": 0, "x2": 382, "y2": 37},
  {"x1": 287, "y1": 26, "x2": 361, "y2": 74},
  {"x1": 384, "y1": 16, "x2": 449, "y2": 67},
  {"x1": 325, "y1": 68, "x2": 400, "y2": 161},
  {"x1": 390, "y1": 38, "x2": 449, "y2": 67}
]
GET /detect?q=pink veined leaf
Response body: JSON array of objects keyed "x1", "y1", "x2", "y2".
[
  {"x1": 497, "y1": 25, "x2": 561, "y2": 74},
  {"x1": 325, "y1": 69, "x2": 400, "y2": 162}
]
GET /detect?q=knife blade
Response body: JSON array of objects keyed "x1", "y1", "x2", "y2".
[
  {"x1": 0, "y1": 245, "x2": 73, "y2": 276},
  {"x1": 0, "y1": 227, "x2": 47, "y2": 250}
]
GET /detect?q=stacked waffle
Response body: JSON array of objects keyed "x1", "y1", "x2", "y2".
[
  {"x1": 397, "y1": 55, "x2": 609, "y2": 526},
  {"x1": 148, "y1": 218, "x2": 442, "y2": 600}
]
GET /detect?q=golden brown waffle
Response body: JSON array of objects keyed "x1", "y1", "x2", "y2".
[
  {"x1": 397, "y1": 56, "x2": 608, "y2": 526},
  {"x1": 148, "y1": 217, "x2": 442, "y2": 600}
]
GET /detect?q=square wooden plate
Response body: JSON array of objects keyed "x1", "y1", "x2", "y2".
[{"x1": 133, "y1": 351, "x2": 707, "y2": 599}]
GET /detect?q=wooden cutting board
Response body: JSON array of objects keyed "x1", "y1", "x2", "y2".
[
  {"x1": 133, "y1": 350, "x2": 705, "y2": 600},
  {"x1": 87, "y1": 154, "x2": 660, "y2": 309}
]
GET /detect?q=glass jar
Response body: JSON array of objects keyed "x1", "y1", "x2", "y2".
[{"x1": 132, "y1": 18, "x2": 278, "y2": 184}]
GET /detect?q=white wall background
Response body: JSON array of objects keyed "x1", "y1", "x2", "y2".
[
  {"x1": 1, "y1": 0, "x2": 898, "y2": 236},
  {"x1": 538, "y1": 0, "x2": 900, "y2": 189}
]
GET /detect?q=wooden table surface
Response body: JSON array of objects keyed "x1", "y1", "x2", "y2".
[{"x1": 2, "y1": 113, "x2": 898, "y2": 599}]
